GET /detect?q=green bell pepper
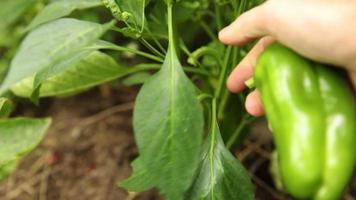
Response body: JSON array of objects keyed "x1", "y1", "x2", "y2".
[{"x1": 254, "y1": 43, "x2": 356, "y2": 200}]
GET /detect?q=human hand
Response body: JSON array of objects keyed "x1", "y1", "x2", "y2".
[{"x1": 219, "y1": 0, "x2": 356, "y2": 116}]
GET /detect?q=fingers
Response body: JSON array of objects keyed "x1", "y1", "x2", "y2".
[
  {"x1": 349, "y1": 70, "x2": 356, "y2": 90},
  {"x1": 226, "y1": 65, "x2": 253, "y2": 93},
  {"x1": 245, "y1": 90, "x2": 265, "y2": 117},
  {"x1": 218, "y1": 3, "x2": 270, "y2": 46},
  {"x1": 218, "y1": 1, "x2": 272, "y2": 117},
  {"x1": 227, "y1": 37, "x2": 275, "y2": 92}
]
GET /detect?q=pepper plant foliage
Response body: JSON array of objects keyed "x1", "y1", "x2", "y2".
[{"x1": 0, "y1": 0, "x2": 262, "y2": 199}]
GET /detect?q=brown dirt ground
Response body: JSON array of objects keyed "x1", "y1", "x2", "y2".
[{"x1": 0, "y1": 86, "x2": 354, "y2": 200}]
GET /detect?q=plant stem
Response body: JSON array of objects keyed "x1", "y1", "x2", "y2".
[
  {"x1": 131, "y1": 64, "x2": 210, "y2": 76},
  {"x1": 107, "y1": 45, "x2": 163, "y2": 63},
  {"x1": 189, "y1": 47, "x2": 223, "y2": 68},
  {"x1": 141, "y1": 0, "x2": 146, "y2": 33},
  {"x1": 87, "y1": 41, "x2": 164, "y2": 63},
  {"x1": 144, "y1": 27, "x2": 167, "y2": 54},
  {"x1": 167, "y1": 4, "x2": 175, "y2": 54},
  {"x1": 231, "y1": 0, "x2": 238, "y2": 15},
  {"x1": 217, "y1": 47, "x2": 240, "y2": 119},
  {"x1": 179, "y1": 39, "x2": 202, "y2": 67},
  {"x1": 215, "y1": 46, "x2": 232, "y2": 98},
  {"x1": 110, "y1": 27, "x2": 165, "y2": 60},
  {"x1": 217, "y1": 89, "x2": 230, "y2": 120},
  {"x1": 140, "y1": 38, "x2": 165, "y2": 58},
  {"x1": 110, "y1": 26, "x2": 122, "y2": 33},
  {"x1": 183, "y1": 66, "x2": 210, "y2": 76},
  {"x1": 226, "y1": 115, "x2": 251, "y2": 149},
  {"x1": 198, "y1": 93, "x2": 214, "y2": 102},
  {"x1": 214, "y1": 4, "x2": 223, "y2": 31},
  {"x1": 232, "y1": 47, "x2": 240, "y2": 69},
  {"x1": 200, "y1": 21, "x2": 217, "y2": 41},
  {"x1": 238, "y1": 0, "x2": 249, "y2": 16},
  {"x1": 209, "y1": 98, "x2": 217, "y2": 187}
]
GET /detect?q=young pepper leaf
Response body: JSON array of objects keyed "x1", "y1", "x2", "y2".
[
  {"x1": 120, "y1": 46, "x2": 204, "y2": 199},
  {"x1": 0, "y1": 18, "x2": 114, "y2": 96},
  {"x1": 0, "y1": 159, "x2": 17, "y2": 182},
  {"x1": 115, "y1": 0, "x2": 149, "y2": 27},
  {"x1": 102, "y1": 0, "x2": 150, "y2": 38},
  {"x1": 185, "y1": 122, "x2": 254, "y2": 200},
  {"x1": 0, "y1": 60, "x2": 8, "y2": 82},
  {"x1": 0, "y1": 118, "x2": 51, "y2": 181},
  {"x1": 119, "y1": 159, "x2": 153, "y2": 191},
  {"x1": 25, "y1": 0, "x2": 103, "y2": 31},
  {"x1": 11, "y1": 51, "x2": 131, "y2": 98},
  {"x1": 122, "y1": 72, "x2": 151, "y2": 86}
]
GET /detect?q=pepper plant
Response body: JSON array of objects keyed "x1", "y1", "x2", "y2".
[{"x1": 0, "y1": 0, "x2": 264, "y2": 199}]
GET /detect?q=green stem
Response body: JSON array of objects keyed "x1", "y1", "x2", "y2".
[
  {"x1": 209, "y1": 98, "x2": 217, "y2": 187},
  {"x1": 198, "y1": 93, "x2": 214, "y2": 102},
  {"x1": 217, "y1": 47, "x2": 240, "y2": 119},
  {"x1": 111, "y1": 23, "x2": 165, "y2": 56},
  {"x1": 212, "y1": 98, "x2": 217, "y2": 127},
  {"x1": 238, "y1": 0, "x2": 249, "y2": 15},
  {"x1": 140, "y1": 38, "x2": 165, "y2": 58},
  {"x1": 232, "y1": 47, "x2": 240, "y2": 69},
  {"x1": 215, "y1": 46, "x2": 232, "y2": 98},
  {"x1": 226, "y1": 115, "x2": 251, "y2": 149},
  {"x1": 144, "y1": 27, "x2": 167, "y2": 54},
  {"x1": 214, "y1": 4, "x2": 223, "y2": 31},
  {"x1": 110, "y1": 26, "x2": 122, "y2": 33},
  {"x1": 88, "y1": 41, "x2": 164, "y2": 63},
  {"x1": 183, "y1": 66, "x2": 210, "y2": 76},
  {"x1": 179, "y1": 39, "x2": 202, "y2": 67},
  {"x1": 188, "y1": 47, "x2": 223, "y2": 68},
  {"x1": 217, "y1": 89, "x2": 230, "y2": 120},
  {"x1": 200, "y1": 21, "x2": 217, "y2": 41},
  {"x1": 231, "y1": 0, "x2": 238, "y2": 15},
  {"x1": 167, "y1": 4, "x2": 175, "y2": 54},
  {"x1": 131, "y1": 64, "x2": 210, "y2": 76},
  {"x1": 108, "y1": 46, "x2": 163, "y2": 63},
  {"x1": 111, "y1": 26, "x2": 163, "y2": 57},
  {"x1": 140, "y1": 0, "x2": 146, "y2": 33}
]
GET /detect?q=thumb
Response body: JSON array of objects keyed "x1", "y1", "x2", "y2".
[{"x1": 219, "y1": 3, "x2": 270, "y2": 45}]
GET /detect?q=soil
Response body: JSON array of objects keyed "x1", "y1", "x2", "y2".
[{"x1": 0, "y1": 86, "x2": 354, "y2": 200}]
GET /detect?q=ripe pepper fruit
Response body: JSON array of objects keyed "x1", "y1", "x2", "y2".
[{"x1": 253, "y1": 43, "x2": 356, "y2": 200}]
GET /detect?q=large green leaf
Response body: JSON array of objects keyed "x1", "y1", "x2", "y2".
[
  {"x1": 185, "y1": 122, "x2": 254, "y2": 200},
  {"x1": 0, "y1": 60, "x2": 8, "y2": 82},
  {"x1": 0, "y1": 0, "x2": 37, "y2": 30},
  {"x1": 11, "y1": 51, "x2": 131, "y2": 97},
  {"x1": 121, "y1": 47, "x2": 204, "y2": 199},
  {"x1": 0, "y1": 98, "x2": 13, "y2": 118},
  {"x1": 118, "y1": 159, "x2": 152, "y2": 191},
  {"x1": 0, "y1": 118, "x2": 51, "y2": 164},
  {"x1": 0, "y1": 160, "x2": 17, "y2": 182},
  {"x1": 26, "y1": 0, "x2": 103, "y2": 31},
  {"x1": 122, "y1": 72, "x2": 151, "y2": 86},
  {"x1": 0, "y1": 118, "x2": 51, "y2": 180},
  {"x1": 0, "y1": 18, "x2": 114, "y2": 95}
]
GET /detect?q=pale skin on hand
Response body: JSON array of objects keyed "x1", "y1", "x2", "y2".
[{"x1": 219, "y1": 0, "x2": 356, "y2": 117}]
